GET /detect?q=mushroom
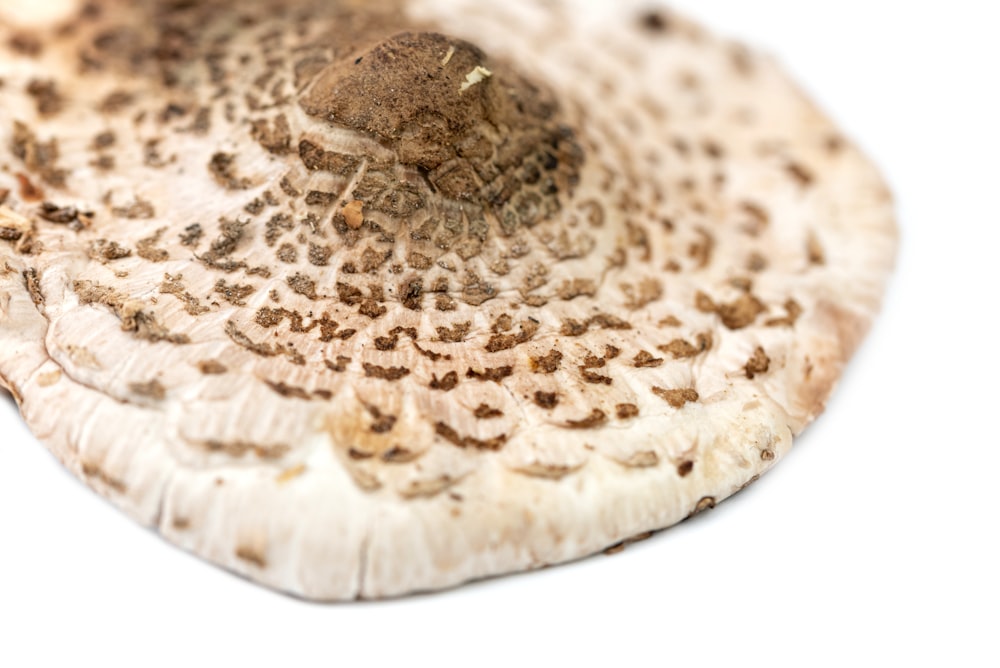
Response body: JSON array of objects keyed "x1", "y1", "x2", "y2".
[{"x1": 0, "y1": 0, "x2": 896, "y2": 599}]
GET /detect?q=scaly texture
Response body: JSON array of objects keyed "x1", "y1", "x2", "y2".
[{"x1": 0, "y1": 0, "x2": 896, "y2": 599}]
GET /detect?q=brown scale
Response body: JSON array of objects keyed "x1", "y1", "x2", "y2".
[{"x1": 2, "y1": 1, "x2": 736, "y2": 466}]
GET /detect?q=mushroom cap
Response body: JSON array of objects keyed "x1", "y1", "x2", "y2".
[{"x1": 0, "y1": 0, "x2": 896, "y2": 599}]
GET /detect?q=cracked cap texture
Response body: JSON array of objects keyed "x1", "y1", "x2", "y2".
[{"x1": 0, "y1": 0, "x2": 896, "y2": 599}]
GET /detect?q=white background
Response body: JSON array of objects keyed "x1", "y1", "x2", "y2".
[{"x1": 1, "y1": 1, "x2": 998, "y2": 666}]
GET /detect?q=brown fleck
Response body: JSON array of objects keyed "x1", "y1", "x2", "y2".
[
  {"x1": 530, "y1": 349, "x2": 563, "y2": 374},
  {"x1": 0, "y1": 216, "x2": 29, "y2": 243},
  {"x1": 22, "y1": 268, "x2": 43, "y2": 306},
  {"x1": 466, "y1": 366, "x2": 513, "y2": 383},
  {"x1": 430, "y1": 371, "x2": 459, "y2": 391},
  {"x1": 625, "y1": 221, "x2": 651, "y2": 261},
  {"x1": 254, "y1": 306, "x2": 286, "y2": 328},
  {"x1": 74, "y1": 280, "x2": 189, "y2": 344},
  {"x1": 580, "y1": 368, "x2": 613, "y2": 385},
  {"x1": 766, "y1": 299, "x2": 803, "y2": 327},
  {"x1": 363, "y1": 363, "x2": 410, "y2": 381},
  {"x1": 677, "y1": 461, "x2": 694, "y2": 477},
  {"x1": 306, "y1": 190, "x2": 337, "y2": 207},
  {"x1": 513, "y1": 463, "x2": 581, "y2": 480},
  {"x1": 143, "y1": 139, "x2": 171, "y2": 168},
  {"x1": 786, "y1": 161, "x2": 814, "y2": 187},
  {"x1": 275, "y1": 243, "x2": 298, "y2": 263},
  {"x1": 179, "y1": 224, "x2": 203, "y2": 247},
  {"x1": 208, "y1": 152, "x2": 251, "y2": 190},
  {"x1": 264, "y1": 380, "x2": 312, "y2": 400},
  {"x1": 16, "y1": 172, "x2": 44, "y2": 201},
  {"x1": 695, "y1": 291, "x2": 716, "y2": 314},
  {"x1": 8, "y1": 32, "x2": 42, "y2": 57},
  {"x1": 308, "y1": 243, "x2": 332, "y2": 266},
  {"x1": 359, "y1": 246, "x2": 391, "y2": 273},
  {"x1": 112, "y1": 198, "x2": 155, "y2": 219},
  {"x1": 533, "y1": 391, "x2": 559, "y2": 409},
  {"x1": 485, "y1": 319, "x2": 539, "y2": 352},
  {"x1": 560, "y1": 318, "x2": 588, "y2": 337},
  {"x1": 287, "y1": 273, "x2": 317, "y2": 300},
  {"x1": 186, "y1": 107, "x2": 212, "y2": 135},
  {"x1": 358, "y1": 298, "x2": 387, "y2": 318},
  {"x1": 557, "y1": 278, "x2": 597, "y2": 300},
  {"x1": 740, "y1": 201, "x2": 770, "y2": 235},
  {"x1": 197, "y1": 360, "x2": 227, "y2": 375},
  {"x1": 98, "y1": 90, "x2": 135, "y2": 114},
  {"x1": 658, "y1": 332, "x2": 713, "y2": 359},
  {"x1": 215, "y1": 279, "x2": 255, "y2": 306},
  {"x1": 129, "y1": 379, "x2": 166, "y2": 400},
  {"x1": 276, "y1": 463, "x2": 307, "y2": 483},
  {"x1": 587, "y1": 313, "x2": 632, "y2": 330},
  {"x1": 435, "y1": 294, "x2": 456, "y2": 311},
  {"x1": 696, "y1": 292, "x2": 765, "y2": 330},
  {"x1": 265, "y1": 213, "x2": 294, "y2": 246},
  {"x1": 621, "y1": 277, "x2": 663, "y2": 309},
  {"x1": 687, "y1": 228, "x2": 715, "y2": 270},
  {"x1": 435, "y1": 422, "x2": 507, "y2": 451},
  {"x1": 245, "y1": 198, "x2": 266, "y2": 214},
  {"x1": 298, "y1": 140, "x2": 360, "y2": 174},
  {"x1": 38, "y1": 202, "x2": 88, "y2": 228},
  {"x1": 407, "y1": 252, "x2": 432, "y2": 270},
  {"x1": 365, "y1": 406, "x2": 397, "y2": 433},
  {"x1": 399, "y1": 475, "x2": 461, "y2": 499},
  {"x1": 26, "y1": 79, "x2": 64, "y2": 116},
  {"x1": 224, "y1": 321, "x2": 301, "y2": 363},
  {"x1": 394, "y1": 331, "x2": 433, "y2": 357},
  {"x1": 81, "y1": 462, "x2": 126, "y2": 494},
  {"x1": 603, "y1": 531, "x2": 655, "y2": 556},
  {"x1": 746, "y1": 252, "x2": 768, "y2": 272},
  {"x1": 436, "y1": 321, "x2": 471, "y2": 343},
  {"x1": 160, "y1": 274, "x2": 209, "y2": 315},
  {"x1": 382, "y1": 446, "x2": 420, "y2": 463},
  {"x1": 235, "y1": 546, "x2": 267, "y2": 569},
  {"x1": 200, "y1": 438, "x2": 290, "y2": 460},
  {"x1": 633, "y1": 351, "x2": 664, "y2": 368},
  {"x1": 639, "y1": 10, "x2": 671, "y2": 32},
  {"x1": 374, "y1": 333, "x2": 399, "y2": 351},
  {"x1": 336, "y1": 282, "x2": 363, "y2": 305},
  {"x1": 325, "y1": 356, "x2": 351, "y2": 372},
  {"x1": 400, "y1": 278, "x2": 423, "y2": 310},
  {"x1": 807, "y1": 231, "x2": 826, "y2": 265},
  {"x1": 250, "y1": 114, "x2": 292, "y2": 154},
  {"x1": 473, "y1": 404, "x2": 503, "y2": 419},
  {"x1": 566, "y1": 409, "x2": 607, "y2": 429},
  {"x1": 11, "y1": 122, "x2": 66, "y2": 187},
  {"x1": 615, "y1": 403, "x2": 639, "y2": 419},
  {"x1": 652, "y1": 387, "x2": 699, "y2": 408},
  {"x1": 718, "y1": 294, "x2": 766, "y2": 330},
  {"x1": 136, "y1": 228, "x2": 169, "y2": 262},
  {"x1": 492, "y1": 314, "x2": 513, "y2": 333},
  {"x1": 744, "y1": 347, "x2": 771, "y2": 379}
]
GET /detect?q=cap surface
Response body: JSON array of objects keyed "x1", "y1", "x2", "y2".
[{"x1": 0, "y1": 0, "x2": 896, "y2": 599}]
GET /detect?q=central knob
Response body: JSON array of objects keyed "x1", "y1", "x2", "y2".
[
  {"x1": 302, "y1": 32, "x2": 507, "y2": 171},
  {"x1": 300, "y1": 31, "x2": 583, "y2": 232}
]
